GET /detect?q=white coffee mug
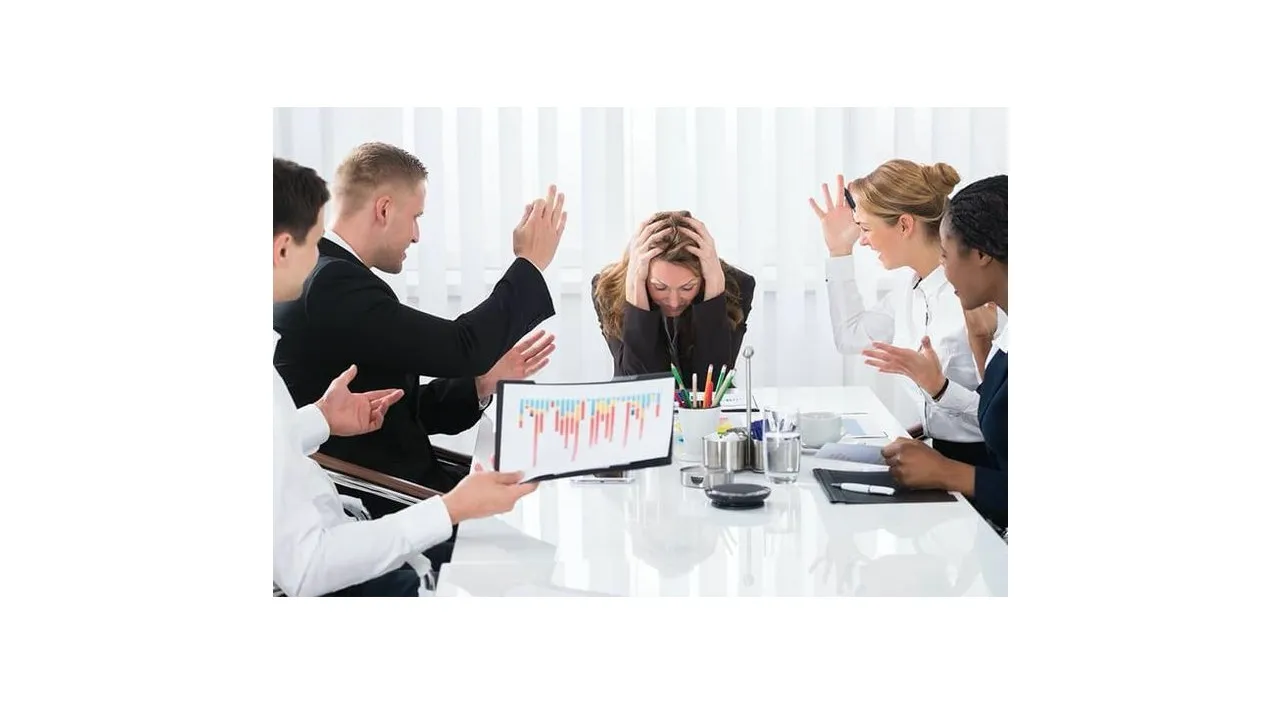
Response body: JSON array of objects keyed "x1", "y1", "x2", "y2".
[{"x1": 798, "y1": 411, "x2": 842, "y2": 448}]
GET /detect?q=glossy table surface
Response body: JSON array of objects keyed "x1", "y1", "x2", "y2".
[{"x1": 432, "y1": 386, "x2": 1008, "y2": 596}]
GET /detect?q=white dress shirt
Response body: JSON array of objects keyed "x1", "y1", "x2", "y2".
[
  {"x1": 826, "y1": 256, "x2": 1005, "y2": 443},
  {"x1": 273, "y1": 331, "x2": 454, "y2": 597},
  {"x1": 993, "y1": 316, "x2": 1009, "y2": 354},
  {"x1": 324, "y1": 229, "x2": 363, "y2": 263}
]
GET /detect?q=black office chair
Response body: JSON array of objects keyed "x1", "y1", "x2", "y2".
[{"x1": 314, "y1": 451, "x2": 445, "y2": 507}]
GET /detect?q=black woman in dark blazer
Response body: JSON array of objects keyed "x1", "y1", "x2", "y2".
[{"x1": 879, "y1": 175, "x2": 1009, "y2": 536}]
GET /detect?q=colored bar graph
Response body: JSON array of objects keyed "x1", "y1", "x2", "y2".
[{"x1": 516, "y1": 392, "x2": 665, "y2": 467}]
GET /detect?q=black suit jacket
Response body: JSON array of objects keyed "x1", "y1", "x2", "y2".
[
  {"x1": 590, "y1": 266, "x2": 755, "y2": 383},
  {"x1": 273, "y1": 238, "x2": 555, "y2": 499},
  {"x1": 971, "y1": 349, "x2": 1008, "y2": 530}
]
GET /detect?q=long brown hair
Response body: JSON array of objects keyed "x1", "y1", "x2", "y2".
[{"x1": 594, "y1": 210, "x2": 744, "y2": 340}]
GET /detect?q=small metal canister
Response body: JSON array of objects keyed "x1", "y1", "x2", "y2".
[
  {"x1": 680, "y1": 464, "x2": 733, "y2": 489},
  {"x1": 703, "y1": 428, "x2": 753, "y2": 472},
  {"x1": 749, "y1": 438, "x2": 766, "y2": 473},
  {"x1": 714, "y1": 426, "x2": 767, "y2": 472}
]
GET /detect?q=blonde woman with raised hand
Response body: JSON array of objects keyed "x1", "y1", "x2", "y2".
[{"x1": 809, "y1": 159, "x2": 999, "y2": 466}]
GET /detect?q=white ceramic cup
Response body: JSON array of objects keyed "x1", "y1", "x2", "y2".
[
  {"x1": 677, "y1": 407, "x2": 722, "y2": 461},
  {"x1": 799, "y1": 411, "x2": 842, "y2": 448}
]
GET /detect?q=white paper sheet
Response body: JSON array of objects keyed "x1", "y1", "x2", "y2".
[{"x1": 496, "y1": 376, "x2": 675, "y2": 477}]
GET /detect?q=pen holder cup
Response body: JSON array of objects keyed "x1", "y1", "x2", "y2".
[{"x1": 677, "y1": 407, "x2": 722, "y2": 462}]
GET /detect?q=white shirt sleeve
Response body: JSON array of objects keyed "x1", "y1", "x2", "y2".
[
  {"x1": 294, "y1": 404, "x2": 330, "y2": 456},
  {"x1": 825, "y1": 255, "x2": 897, "y2": 353},
  {"x1": 273, "y1": 370, "x2": 455, "y2": 597},
  {"x1": 931, "y1": 371, "x2": 982, "y2": 417},
  {"x1": 929, "y1": 333, "x2": 1004, "y2": 427}
]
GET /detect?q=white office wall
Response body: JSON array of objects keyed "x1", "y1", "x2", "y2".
[{"x1": 273, "y1": 107, "x2": 1008, "y2": 426}]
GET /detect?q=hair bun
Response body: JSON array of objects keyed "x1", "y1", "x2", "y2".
[{"x1": 923, "y1": 162, "x2": 961, "y2": 195}]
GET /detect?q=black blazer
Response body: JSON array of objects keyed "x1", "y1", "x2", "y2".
[
  {"x1": 971, "y1": 349, "x2": 1008, "y2": 530},
  {"x1": 590, "y1": 266, "x2": 755, "y2": 384},
  {"x1": 273, "y1": 238, "x2": 555, "y2": 500}
]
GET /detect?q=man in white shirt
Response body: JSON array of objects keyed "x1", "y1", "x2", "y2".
[{"x1": 272, "y1": 157, "x2": 536, "y2": 596}]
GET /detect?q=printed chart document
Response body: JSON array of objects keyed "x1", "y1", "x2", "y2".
[{"x1": 494, "y1": 373, "x2": 675, "y2": 482}]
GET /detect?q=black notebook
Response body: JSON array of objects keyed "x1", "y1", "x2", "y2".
[{"x1": 813, "y1": 467, "x2": 957, "y2": 505}]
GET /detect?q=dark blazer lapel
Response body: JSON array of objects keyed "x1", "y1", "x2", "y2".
[
  {"x1": 317, "y1": 238, "x2": 394, "y2": 298},
  {"x1": 978, "y1": 350, "x2": 1008, "y2": 425}
]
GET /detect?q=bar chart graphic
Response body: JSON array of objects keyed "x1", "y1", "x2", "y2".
[
  {"x1": 497, "y1": 378, "x2": 675, "y2": 472},
  {"x1": 518, "y1": 393, "x2": 663, "y2": 465}
]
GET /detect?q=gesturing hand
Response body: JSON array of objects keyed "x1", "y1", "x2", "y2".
[
  {"x1": 861, "y1": 336, "x2": 947, "y2": 397},
  {"x1": 476, "y1": 330, "x2": 556, "y2": 399},
  {"x1": 315, "y1": 365, "x2": 406, "y2": 437},
  {"x1": 808, "y1": 174, "x2": 859, "y2": 257},
  {"x1": 512, "y1": 184, "x2": 568, "y2": 271}
]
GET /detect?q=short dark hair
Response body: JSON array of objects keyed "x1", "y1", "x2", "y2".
[
  {"x1": 274, "y1": 157, "x2": 330, "y2": 243},
  {"x1": 943, "y1": 174, "x2": 1007, "y2": 263}
]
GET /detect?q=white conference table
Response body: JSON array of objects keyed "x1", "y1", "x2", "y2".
[{"x1": 429, "y1": 386, "x2": 1008, "y2": 596}]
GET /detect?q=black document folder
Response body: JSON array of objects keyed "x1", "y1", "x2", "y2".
[{"x1": 813, "y1": 467, "x2": 957, "y2": 505}]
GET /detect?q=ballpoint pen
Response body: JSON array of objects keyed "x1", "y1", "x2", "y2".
[{"x1": 832, "y1": 482, "x2": 895, "y2": 496}]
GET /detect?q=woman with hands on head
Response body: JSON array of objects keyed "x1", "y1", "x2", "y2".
[{"x1": 591, "y1": 210, "x2": 756, "y2": 384}]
